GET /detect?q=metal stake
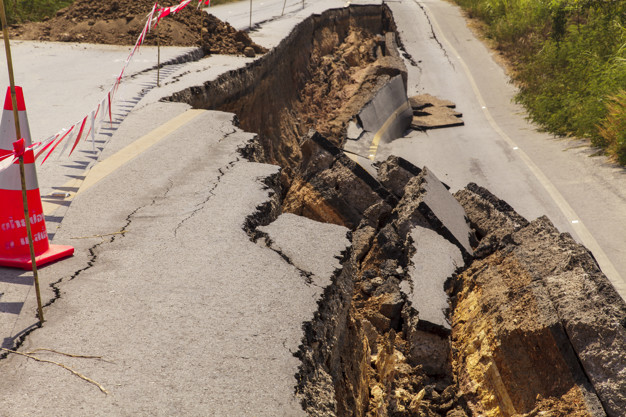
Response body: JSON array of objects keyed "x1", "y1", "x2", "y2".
[
  {"x1": 249, "y1": 0, "x2": 252, "y2": 30},
  {"x1": 0, "y1": 0, "x2": 44, "y2": 323}
]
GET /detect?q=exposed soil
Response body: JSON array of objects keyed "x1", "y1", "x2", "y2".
[{"x1": 10, "y1": 0, "x2": 266, "y2": 55}]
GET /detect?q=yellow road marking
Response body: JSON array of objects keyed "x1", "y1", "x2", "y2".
[
  {"x1": 42, "y1": 109, "x2": 206, "y2": 215},
  {"x1": 368, "y1": 100, "x2": 411, "y2": 160},
  {"x1": 420, "y1": 0, "x2": 625, "y2": 298}
]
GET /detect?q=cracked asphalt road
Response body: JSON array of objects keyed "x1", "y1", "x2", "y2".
[
  {"x1": 0, "y1": 0, "x2": 624, "y2": 414},
  {"x1": 0, "y1": 104, "x2": 351, "y2": 416}
]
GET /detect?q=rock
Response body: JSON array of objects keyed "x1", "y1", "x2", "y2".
[
  {"x1": 405, "y1": 328, "x2": 450, "y2": 377},
  {"x1": 379, "y1": 291, "x2": 404, "y2": 320},
  {"x1": 365, "y1": 310, "x2": 391, "y2": 333},
  {"x1": 342, "y1": 45, "x2": 360, "y2": 66},
  {"x1": 351, "y1": 225, "x2": 376, "y2": 263},
  {"x1": 454, "y1": 182, "x2": 528, "y2": 256},
  {"x1": 361, "y1": 319, "x2": 380, "y2": 354},
  {"x1": 376, "y1": 155, "x2": 422, "y2": 199},
  {"x1": 285, "y1": 131, "x2": 393, "y2": 229},
  {"x1": 361, "y1": 280, "x2": 375, "y2": 295},
  {"x1": 299, "y1": 130, "x2": 336, "y2": 177},
  {"x1": 379, "y1": 260, "x2": 401, "y2": 278},
  {"x1": 371, "y1": 276, "x2": 384, "y2": 287},
  {"x1": 371, "y1": 224, "x2": 405, "y2": 262},
  {"x1": 395, "y1": 167, "x2": 474, "y2": 259},
  {"x1": 243, "y1": 46, "x2": 255, "y2": 57},
  {"x1": 360, "y1": 200, "x2": 393, "y2": 229}
]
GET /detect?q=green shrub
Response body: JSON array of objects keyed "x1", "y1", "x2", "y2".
[
  {"x1": 599, "y1": 90, "x2": 626, "y2": 164},
  {"x1": 454, "y1": 0, "x2": 626, "y2": 164}
]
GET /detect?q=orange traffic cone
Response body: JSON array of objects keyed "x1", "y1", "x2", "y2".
[{"x1": 0, "y1": 86, "x2": 73, "y2": 269}]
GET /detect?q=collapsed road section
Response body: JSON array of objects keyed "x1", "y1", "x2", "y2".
[{"x1": 166, "y1": 4, "x2": 626, "y2": 417}]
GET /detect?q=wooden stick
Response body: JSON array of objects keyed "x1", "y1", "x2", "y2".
[
  {"x1": 157, "y1": 21, "x2": 161, "y2": 87},
  {"x1": 0, "y1": 0, "x2": 44, "y2": 323},
  {"x1": 70, "y1": 231, "x2": 127, "y2": 240},
  {"x1": 1, "y1": 348, "x2": 109, "y2": 394},
  {"x1": 26, "y1": 348, "x2": 103, "y2": 360}
]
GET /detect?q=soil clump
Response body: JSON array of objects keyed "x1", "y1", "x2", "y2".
[{"x1": 10, "y1": 0, "x2": 266, "y2": 55}]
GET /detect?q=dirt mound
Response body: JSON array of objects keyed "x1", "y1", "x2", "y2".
[
  {"x1": 202, "y1": 14, "x2": 266, "y2": 55},
  {"x1": 10, "y1": 0, "x2": 266, "y2": 55}
]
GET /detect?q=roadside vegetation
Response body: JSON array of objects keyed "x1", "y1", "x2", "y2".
[
  {"x1": 3, "y1": 0, "x2": 74, "y2": 24},
  {"x1": 453, "y1": 0, "x2": 626, "y2": 164}
]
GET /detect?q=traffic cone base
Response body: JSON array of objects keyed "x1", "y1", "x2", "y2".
[{"x1": 0, "y1": 187, "x2": 74, "y2": 270}]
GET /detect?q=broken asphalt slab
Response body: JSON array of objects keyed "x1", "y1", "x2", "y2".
[
  {"x1": 0, "y1": 103, "x2": 349, "y2": 416},
  {"x1": 402, "y1": 225, "x2": 463, "y2": 332},
  {"x1": 258, "y1": 213, "x2": 350, "y2": 289}
]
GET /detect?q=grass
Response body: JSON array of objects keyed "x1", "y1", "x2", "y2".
[
  {"x1": 2, "y1": 0, "x2": 74, "y2": 24},
  {"x1": 453, "y1": 0, "x2": 626, "y2": 164}
]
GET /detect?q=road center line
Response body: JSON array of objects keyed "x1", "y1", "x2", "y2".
[
  {"x1": 42, "y1": 109, "x2": 206, "y2": 215},
  {"x1": 418, "y1": 0, "x2": 625, "y2": 298},
  {"x1": 368, "y1": 100, "x2": 411, "y2": 160}
]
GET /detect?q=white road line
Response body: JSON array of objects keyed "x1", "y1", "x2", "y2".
[{"x1": 419, "y1": 0, "x2": 625, "y2": 299}]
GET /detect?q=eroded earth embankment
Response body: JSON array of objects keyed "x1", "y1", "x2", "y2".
[{"x1": 166, "y1": 5, "x2": 626, "y2": 416}]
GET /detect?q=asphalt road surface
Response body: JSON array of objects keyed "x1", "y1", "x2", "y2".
[{"x1": 0, "y1": 0, "x2": 624, "y2": 415}]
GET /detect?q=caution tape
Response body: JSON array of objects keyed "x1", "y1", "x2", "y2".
[
  {"x1": 0, "y1": 0, "x2": 211, "y2": 174},
  {"x1": 0, "y1": 138, "x2": 42, "y2": 171}
]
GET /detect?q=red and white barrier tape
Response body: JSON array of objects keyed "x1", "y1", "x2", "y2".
[
  {"x1": 0, "y1": 0, "x2": 211, "y2": 174},
  {"x1": 0, "y1": 138, "x2": 42, "y2": 172}
]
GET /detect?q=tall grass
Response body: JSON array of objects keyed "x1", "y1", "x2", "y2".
[{"x1": 454, "y1": 0, "x2": 626, "y2": 164}]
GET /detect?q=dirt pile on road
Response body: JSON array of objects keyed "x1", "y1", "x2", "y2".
[
  {"x1": 10, "y1": 0, "x2": 266, "y2": 55},
  {"x1": 202, "y1": 13, "x2": 266, "y2": 56}
]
